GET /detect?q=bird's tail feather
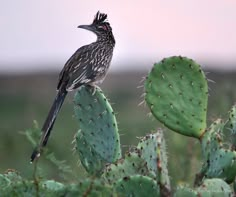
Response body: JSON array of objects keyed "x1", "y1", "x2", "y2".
[{"x1": 30, "y1": 88, "x2": 67, "y2": 162}]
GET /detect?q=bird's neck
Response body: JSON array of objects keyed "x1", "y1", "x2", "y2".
[{"x1": 97, "y1": 33, "x2": 115, "y2": 47}]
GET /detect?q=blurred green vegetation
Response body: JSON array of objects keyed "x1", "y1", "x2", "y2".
[{"x1": 0, "y1": 70, "x2": 235, "y2": 187}]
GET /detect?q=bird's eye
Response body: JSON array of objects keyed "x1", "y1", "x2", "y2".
[{"x1": 98, "y1": 25, "x2": 107, "y2": 31}]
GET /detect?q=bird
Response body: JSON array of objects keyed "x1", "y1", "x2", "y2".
[{"x1": 30, "y1": 11, "x2": 115, "y2": 162}]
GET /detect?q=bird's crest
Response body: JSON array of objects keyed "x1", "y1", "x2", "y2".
[{"x1": 93, "y1": 11, "x2": 109, "y2": 25}]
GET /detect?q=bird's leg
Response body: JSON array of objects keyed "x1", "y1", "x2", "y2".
[{"x1": 88, "y1": 83, "x2": 101, "y2": 95}]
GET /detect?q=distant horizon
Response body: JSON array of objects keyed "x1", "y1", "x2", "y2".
[
  {"x1": 1, "y1": 58, "x2": 236, "y2": 75},
  {"x1": 1, "y1": 1, "x2": 235, "y2": 73}
]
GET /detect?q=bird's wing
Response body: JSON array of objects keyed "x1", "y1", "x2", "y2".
[{"x1": 57, "y1": 45, "x2": 96, "y2": 91}]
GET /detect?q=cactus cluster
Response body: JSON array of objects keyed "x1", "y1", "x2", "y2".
[
  {"x1": 1, "y1": 56, "x2": 236, "y2": 196},
  {"x1": 0, "y1": 170, "x2": 114, "y2": 196},
  {"x1": 144, "y1": 56, "x2": 236, "y2": 194},
  {"x1": 1, "y1": 130, "x2": 169, "y2": 196}
]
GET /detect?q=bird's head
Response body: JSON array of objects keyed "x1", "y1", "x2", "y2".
[{"x1": 78, "y1": 11, "x2": 114, "y2": 41}]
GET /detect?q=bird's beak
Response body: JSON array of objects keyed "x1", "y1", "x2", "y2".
[{"x1": 78, "y1": 24, "x2": 94, "y2": 31}]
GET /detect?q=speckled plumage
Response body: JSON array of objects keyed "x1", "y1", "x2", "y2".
[{"x1": 31, "y1": 11, "x2": 115, "y2": 162}]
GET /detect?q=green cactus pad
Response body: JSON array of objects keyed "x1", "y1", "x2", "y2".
[
  {"x1": 0, "y1": 172, "x2": 113, "y2": 197},
  {"x1": 200, "y1": 120, "x2": 236, "y2": 183},
  {"x1": 102, "y1": 151, "x2": 151, "y2": 184},
  {"x1": 175, "y1": 186, "x2": 197, "y2": 197},
  {"x1": 0, "y1": 179, "x2": 66, "y2": 197},
  {"x1": 41, "y1": 180, "x2": 65, "y2": 191},
  {"x1": 66, "y1": 179, "x2": 114, "y2": 197},
  {"x1": 175, "y1": 179, "x2": 232, "y2": 197},
  {"x1": 145, "y1": 56, "x2": 208, "y2": 138},
  {"x1": 0, "y1": 172, "x2": 65, "y2": 196},
  {"x1": 74, "y1": 85, "x2": 121, "y2": 163},
  {"x1": 201, "y1": 119, "x2": 224, "y2": 160},
  {"x1": 115, "y1": 175, "x2": 159, "y2": 197},
  {"x1": 227, "y1": 104, "x2": 236, "y2": 149},
  {"x1": 74, "y1": 130, "x2": 106, "y2": 175},
  {"x1": 196, "y1": 178, "x2": 232, "y2": 196},
  {"x1": 137, "y1": 129, "x2": 170, "y2": 190},
  {"x1": 1, "y1": 181, "x2": 38, "y2": 197},
  {"x1": 204, "y1": 147, "x2": 236, "y2": 183},
  {"x1": 229, "y1": 104, "x2": 236, "y2": 134}
]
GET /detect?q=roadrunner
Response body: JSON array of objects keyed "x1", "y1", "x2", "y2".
[{"x1": 31, "y1": 11, "x2": 115, "y2": 162}]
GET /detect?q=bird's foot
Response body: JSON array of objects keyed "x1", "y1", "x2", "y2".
[{"x1": 88, "y1": 84, "x2": 100, "y2": 95}]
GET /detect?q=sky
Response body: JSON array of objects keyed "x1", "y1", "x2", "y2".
[{"x1": 0, "y1": 0, "x2": 236, "y2": 73}]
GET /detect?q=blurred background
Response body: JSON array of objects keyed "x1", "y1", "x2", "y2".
[{"x1": 0, "y1": 0, "x2": 236, "y2": 187}]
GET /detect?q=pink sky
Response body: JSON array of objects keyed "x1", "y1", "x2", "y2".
[{"x1": 1, "y1": 0, "x2": 236, "y2": 72}]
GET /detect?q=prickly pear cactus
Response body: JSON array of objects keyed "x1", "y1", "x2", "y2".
[
  {"x1": 137, "y1": 129, "x2": 170, "y2": 192},
  {"x1": 102, "y1": 130, "x2": 170, "y2": 196},
  {"x1": 145, "y1": 56, "x2": 208, "y2": 138},
  {"x1": 200, "y1": 119, "x2": 224, "y2": 160},
  {"x1": 175, "y1": 178, "x2": 232, "y2": 197},
  {"x1": 41, "y1": 180, "x2": 65, "y2": 191},
  {"x1": 102, "y1": 151, "x2": 151, "y2": 184},
  {"x1": 196, "y1": 178, "x2": 232, "y2": 196},
  {"x1": 229, "y1": 104, "x2": 236, "y2": 134},
  {"x1": 199, "y1": 118, "x2": 236, "y2": 183},
  {"x1": 228, "y1": 104, "x2": 236, "y2": 150},
  {"x1": 3, "y1": 56, "x2": 236, "y2": 197},
  {"x1": 115, "y1": 175, "x2": 159, "y2": 197},
  {"x1": 74, "y1": 85, "x2": 121, "y2": 166},
  {"x1": 0, "y1": 171, "x2": 114, "y2": 196},
  {"x1": 175, "y1": 186, "x2": 198, "y2": 197},
  {"x1": 0, "y1": 171, "x2": 66, "y2": 196},
  {"x1": 74, "y1": 130, "x2": 106, "y2": 176},
  {"x1": 66, "y1": 179, "x2": 114, "y2": 196},
  {"x1": 201, "y1": 147, "x2": 236, "y2": 183},
  {"x1": 102, "y1": 151, "x2": 150, "y2": 183}
]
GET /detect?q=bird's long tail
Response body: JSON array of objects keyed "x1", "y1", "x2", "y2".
[{"x1": 30, "y1": 87, "x2": 67, "y2": 162}]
